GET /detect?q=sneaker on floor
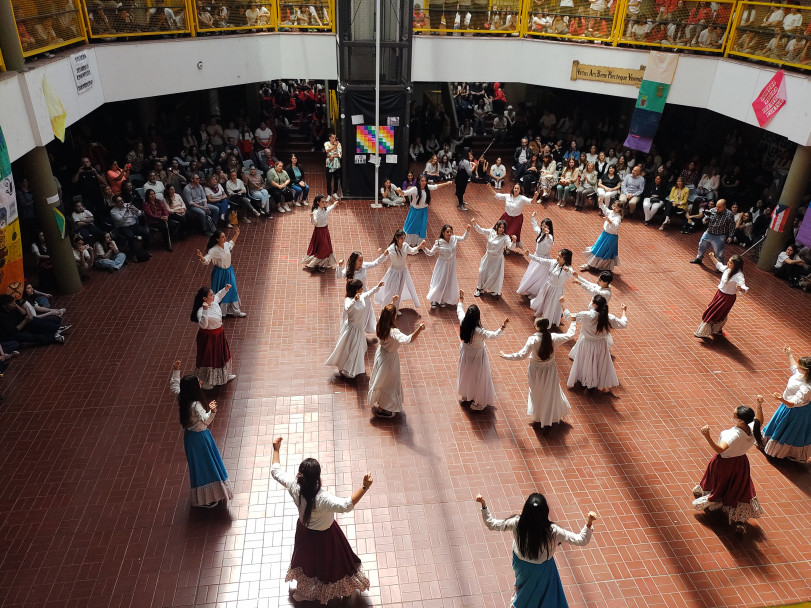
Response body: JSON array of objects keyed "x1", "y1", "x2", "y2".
[
  {"x1": 474, "y1": 288, "x2": 481, "y2": 297},
  {"x1": 235, "y1": 311, "x2": 247, "y2": 317},
  {"x1": 469, "y1": 402, "x2": 487, "y2": 411},
  {"x1": 372, "y1": 407, "x2": 396, "y2": 419},
  {"x1": 283, "y1": 205, "x2": 291, "y2": 212},
  {"x1": 226, "y1": 374, "x2": 237, "y2": 383},
  {"x1": 689, "y1": 258, "x2": 702, "y2": 264},
  {"x1": 201, "y1": 383, "x2": 214, "y2": 390},
  {"x1": 278, "y1": 207, "x2": 286, "y2": 213},
  {"x1": 59, "y1": 324, "x2": 72, "y2": 332},
  {"x1": 241, "y1": 218, "x2": 251, "y2": 224},
  {"x1": 692, "y1": 485, "x2": 705, "y2": 498},
  {"x1": 295, "y1": 201, "x2": 302, "y2": 207},
  {"x1": 54, "y1": 334, "x2": 66, "y2": 344},
  {"x1": 431, "y1": 302, "x2": 438, "y2": 309}
]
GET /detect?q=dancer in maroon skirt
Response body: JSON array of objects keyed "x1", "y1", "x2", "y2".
[
  {"x1": 191, "y1": 284, "x2": 236, "y2": 390},
  {"x1": 303, "y1": 194, "x2": 338, "y2": 272},
  {"x1": 271, "y1": 436, "x2": 372, "y2": 603},
  {"x1": 694, "y1": 252, "x2": 748, "y2": 339},
  {"x1": 495, "y1": 183, "x2": 537, "y2": 249},
  {"x1": 693, "y1": 397, "x2": 765, "y2": 535}
]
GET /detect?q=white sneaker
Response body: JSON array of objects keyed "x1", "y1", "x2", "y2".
[
  {"x1": 283, "y1": 205, "x2": 291, "y2": 212},
  {"x1": 278, "y1": 207, "x2": 286, "y2": 213},
  {"x1": 226, "y1": 374, "x2": 237, "y2": 383},
  {"x1": 201, "y1": 383, "x2": 214, "y2": 390},
  {"x1": 295, "y1": 201, "x2": 302, "y2": 207}
]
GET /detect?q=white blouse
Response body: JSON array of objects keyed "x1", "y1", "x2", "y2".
[
  {"x1": 271, "y1": 463, "x2": 354, "y2": 531},
  {"x1": 481, "y1": 507, "x2": 593, "y2": 564},
  {"x1": 197, "y1": 287, "x2": 229, "y2": 330},
  {"x1": 380, "y1": 327, "x2": 412, "y2": 352},
  {"x1": 715, "y1": 262, "x2": 748, "y2": 295},
  {"x1": 311, "y1": 202, "x2": 338, "y2": 227},
  {"x1": 719, "y1": 422, "x2": 757, "y2": 458},
  {"x1": 501, "y1": 319, "x2": 576, "y2": 364},
  {"x1": 497, "y1": 193, "x2": 533, "y2": 217},
  {"x1": 529, "y1": 257, "x2": 572, "y2": 288},
  {"x1": 475, "y1": 224, "x2": 515, "y2": 255},
  {"x1": 576, "y1": 276, "x2": 612, "y2": 302},
  {"x1": 424, "y1": 231, "x2": 469, "y2": 259},
  {"x1": 402, "y1": 184, "x2": 438, "y2": 209},
  {"x1": 531, "y1": 220, "x2": 554, "y2": 256},
  {"x1": 170, "y1": 370, "x2": 216, "y2": 432},
  {"x1": 336, "y1": 252, "x2": 387, "y2": 287},
  {"x1": 575, "y1": 308, "x2": 627, "y2": 341},
  {"x1": 202, "y1": 241, "x2": 234, "y2": 269},
  {"x1": 781, "y1": 365, "x2": 811, "y2": 408},
  {"x1": 457, "y1": 302, "x2": 503, "y2": 350},
  {"x1": 387, "y1": 242, "x2": 420, "y2": 268},
  {"x1": 600, "y1": 204, "x2": 621, "y2": 235}
]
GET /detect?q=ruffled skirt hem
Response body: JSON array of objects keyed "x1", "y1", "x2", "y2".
[{"x1": 286, "y1": 567, "x2": 370, "y2": 604}]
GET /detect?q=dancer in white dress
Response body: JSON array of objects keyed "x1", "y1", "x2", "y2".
[
  {"x1": 568, "y1": 269, "x2": 614, "y2": 359},
  {"x1": 337, "y1": 249, "x2": 388, "y2": 334},
  {"x1": 374, "y1": 229, "x2": 425, "y2": 313},
  {"x1": 367, "y1": 297, "x2": 425, "y2": 418},
  {"x1": 529, "y1": 249, "x2": 574, "y2": 326},
  {"x1": 567, "y1": 295, "x2": 628, "y2": 393},
  {"x1": 324, "y1": 279, "x2": 384, "y2": 378},
  {"x1": 457, "y1": 291, "x2": 508, "y2": 410},
  {"x1": 516, "y1": 214, "x2": 554, "y2": 298},
  {"x1": 472, "y1": 218, "x2": 519, "y2": 298},
  {"x1": 501, "y1": 299, "x2": 576, "y2": 427},
  {"x1": 424, "y1": 224, "x2": 470, "y2": 308}
]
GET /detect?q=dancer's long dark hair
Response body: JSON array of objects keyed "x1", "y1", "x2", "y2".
[
  {"x1": 798, "y1": 357, "x2": 811, "y2": 383},
  {"x1": 346, "y1": 279, "x2": 363, "y2": 298},
  {"x1": 593, "y1": 294, "x2": 611, "y2": 334},
  {"x1": 377, "y1": 304, "x2": 398, "y2": 341},
  {"x1": 460, "y1": 305, "x2": 481, "y2": 344},
  {"x1": 735, "y1": 405, "x2": 763, "y2": 447},
  {"x1": 514, "y1": 493, "x2": 555, "y2": 561},
  {"x1": 177, "y1": 374, "x2": 208, "y2": 428},
  {"x1": 534, "y1": 318, "x2": 554, "y2": 361},
  {"x1": 204, "y1": 230, "x2": 225, "y2": 253},
  {"x1": 726, "y1": 254, "x2": 744, "y2": 278},
  {"x1": 536, "y1": 218, "x2": 553, "y2": 243},
  {"x1": 438, "y1": 224, "x2": 453, "y2": 242},
  {"x1": 190, "y1": 287, "x2": 210, "y2": 323},
  {"x1": 346, "y1": 251, "x2": 362, "y2": 280},
  {"x1": 311, "y1": 194, "x2": 324, "y2": 212},
  {"x1": 389, "y1": 229, "x2": 406, "y2": 256},
  {"x1": 297, "y1": 458, "x2": 322, "y2": 526}
]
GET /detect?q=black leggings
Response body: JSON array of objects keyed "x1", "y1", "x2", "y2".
[
  {"x1": 326, "y1": 169, "x2": 342, "y2": 196},
  {"x1": 455, "y1": 174, "x2": 468, "y2": 205}
]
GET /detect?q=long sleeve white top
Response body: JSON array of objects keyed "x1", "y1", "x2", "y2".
[
  {"x1": 599, "y1": 204, "x2": 621, "y2": 235},
  {"x1": 781, "y1": 365, "x2": 811, "y2": 407},
  {"x1": 475, "y1": 224, "x2": 515, "y2": 254},
  {"x1": 271, "y1": 463, "x2": 354, "y2": 531},
  {"x1": 336, "y1": 252, "x2": 387, "y2": 287},
  {"x1": 575, "y1": 308, "x2": 627, "y2": 341},
  {"x1": 457, "y1": 303, "x2": 503, "y2": 350},
  {"x1": 528, "y1": 257, "x2": 573, "y2": 288},
  {"x1": 402, "y1": 184, "x2": 437, "y2": 209},
  {"x1": 576, "y1": 277, "x2": 612, "y2": 302},
  {"x1": 311, "y1": 202, "x2": 338, "y2": 227},
  {"x1": 196, "y1": 287, "x2": 229, "y2": 329},
  {"x1": 715, "y1": 261, "x2": 748, "y2": 294},
  {"x1": 424, "y1": 231, "x2": 469, "y2": 259},
  {"x1": 481, "y1": 507, "x2": 593, "y2": 563},
  {"x1": 201, "y1": 241, "x2": 234, "y2": 269},
  {"x1": 531, "y1": 220, "x2": 554, "y2": 256},
  {"x1": 170, "y1": 370, "x2": 215, "y2": 431},
  {"x1": 380, "y1": 327, "x2": 413, "y2": 352},
  {"x1": 387, "y1": 242, "x2": 420, "y2": 268},
  {"x1": 345, "y1": 285, "x2": 381, "y2": 317},
  {"x1": 501, "y1": 318, "x2": 576, "y2": 363},
  {"x1": 497, "y1": 193, "x2": 533, "y2": 217}
]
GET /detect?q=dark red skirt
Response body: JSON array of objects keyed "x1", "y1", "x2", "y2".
[
  {"x1": 699, "y1": 454, "x2": 757, "y2": 508},
  {"x1": 702, "y1": 290, "x2": 736, "y2": 323},
  {"x1": 306, "y1": 225, "x2": 333, "y2": 259},
  {"x1": 196, "y1": 326, "x2": 232, "y2": 369},
  {"x1": 290, "y1": 520, "x2": 363, "y2": 584},
  {"x1": 499, "y1": 212, "x2": 524, "y2": 243}
]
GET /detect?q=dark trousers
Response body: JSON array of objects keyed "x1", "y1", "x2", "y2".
[
  {"x1": 76, "y1": 223, "x2": 106, "y2": 243},
  {"x1": 269, "y1": 187, "x2": 293, "y2": 209},
  {"x1": 118, "y1": 223, "x2": 151, "y2": 252},
  {"x1": 455, "y1": 173, "x2": 469, "y2": 206},
  {"x1": 10, "y1": 331, "x2": 59, "y2": 347},
  {"x1": 147, "y1": 219, "x2": 172, "y2": 250},
  {"x1": 326, "y1": 169, "x2": 342, "y2": 196}
]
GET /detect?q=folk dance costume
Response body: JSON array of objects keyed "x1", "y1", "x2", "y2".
[
  {"x1": 271, "y1": 464, "x2": 370, "y2": 603},
  {"x1": 496, "y1": 192, "x2": 533, "y2": 247},
  {"x1": 567, "y1": 307, "x2": 627, "y2": 390},
  {"x1": 763, "y1": 366, "x2": 811, "y2": 461},
  {"x1": 529, "y1": 260, "x2": 573, "y2": 324},
  {"x1": 324, "y1": 284, "x2": 382, "y2": 378},
  {"x1": 336, "y1": 253, "x2": 387, "y2": 333},
  {"x1": 502, "y1": 315, "x2": 577, "y2": 426},
  {"x1": 303, "y1": 201, "x2": 338, "y2": 270},
  {"x1": 517, "y1": 218, "x2": 554, "y2": 297},
  {"x1": 474, "y1": 224, "x2": 517, "y2": 296},
  {"x1": 424, "y1": 230, "x2": 469, "y2": 307},
  {"x1": 195, "y1": 287, "x2": 234, "y2": 389},
  {"x1": 170, "y1": 370, "x2": 234, "y2": 507},
  {"x1": 402, "y1": 183, "x2": 438, "y2": 246},
  {"x1": 583, "y1": 203, "x2": 621, "y2": 270},
  {"x1": 569, "y1": 277, "x2": 612, "y2": 359},
  {"x1": 367, "y1": 328, "x2": 418, "y2": 415},
  {"x1": 200, "y1": 241, "x2": 244, "y2": 317},
  {"x1": 457, "y1": 303, "x2": 503, "y2": 410},
  {"x1": 694, "y1": 261, "x2": 748, "y2": 338},
  {"x1": 693, "y1": 423, "x2": 763, "y2": 524},
  {"x1": 480, "y1": 506, "x2": 593, "y2": 608},
  {"x1": 374, "y1": 243, "x2": 421, "y2": 311}
]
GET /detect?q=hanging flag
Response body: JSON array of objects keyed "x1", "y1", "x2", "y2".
[
  {"x1": 752, "y1": 70, "x2": 787, "y2": 127},
  {"x1": 42, "y1": 76, "x2": 67, "y2": 142},
  {"x1": 624, "y1": 53, "x2": 678, "y2": 153},
  {"x1": 769, "y1": 204, "x2": 790, "y2": 233},
  {"x1": 0, "y1": 127, "x2": 25, "y2": 296}
]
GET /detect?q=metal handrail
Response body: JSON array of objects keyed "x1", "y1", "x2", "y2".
[{"x1": 13, "y1": 3, "x2": 87, "y2": 58}]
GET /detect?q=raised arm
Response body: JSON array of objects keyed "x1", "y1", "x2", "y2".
[
  {"x1": 700, "y1": 424, "x2": 728, "y2": 454},
  {"x1": 500, "y1": 335, "x2": 535, "y2": 360},
  {"x1": 475, "y1": 495, "x2": 518, "y2": 531}
]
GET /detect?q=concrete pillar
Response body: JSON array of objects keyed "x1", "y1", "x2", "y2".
[
  {"x1": 21, "y1": 147, "x2": 82, "y2": 294},
  {"x1": 0, "y1": 0, "x2": 25, "y2": 71},
  {"x1": 758, "y1": 145, "x2": 811, "y2": 271}
]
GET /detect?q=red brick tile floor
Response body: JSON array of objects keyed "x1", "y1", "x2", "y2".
[{"x1": 0, "y1": 169, "x2": 809, "y2": 608}]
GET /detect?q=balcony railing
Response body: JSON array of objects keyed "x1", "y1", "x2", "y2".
[
  {"x1": 727, "y1": 1, "x2": 811, "y2": 70},
  {"x1": 83, "y1": 1, "x2": 191, "y2": 39},
  {"x1": 278, "y1": 2, "x2": 333, "y2": 31},
  {"x1": 12, "y1": 0, "x2": 87, "y2": 58},
  {"x1": 192, "y1": 1, "x2": 276, "y2": 34}
]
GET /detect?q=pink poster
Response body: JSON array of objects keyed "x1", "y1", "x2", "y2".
[{"x1": 752, "y1": 70, "x2": 786, "y2": 127}]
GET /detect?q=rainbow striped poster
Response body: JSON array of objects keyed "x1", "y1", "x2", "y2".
[{"x1": 356, "y1": 126, "x2": 395, "y2": 154}]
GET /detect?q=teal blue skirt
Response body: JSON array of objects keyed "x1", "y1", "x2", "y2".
[{"x1": 511, "y1": 552, "x2": 568, "y2": 608}]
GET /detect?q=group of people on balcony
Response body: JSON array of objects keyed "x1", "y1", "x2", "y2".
[
  {"x1": 13, "y1": 0, "x2": 81, "y2": 54},
  {"x1": 735, "y1": 4, "x2": 811, "y2": 65}
]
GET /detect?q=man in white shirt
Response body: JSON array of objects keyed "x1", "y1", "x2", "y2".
[
  {"x1": 143, "y1": 171, "x2": 165, "y2": 201},
  {"x1": 71, "y1": 200, "x2": 105, "y2": 242},
  {"x1": 618, "y1": 165, "x2": 646, "y2": 215}
]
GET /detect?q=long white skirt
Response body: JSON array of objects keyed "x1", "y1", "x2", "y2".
[
  {"x1": 568, "y1": 333, "x2": 613, "y2": 360},
  {"x1": 457, "y1": 343, "x2": 496, "y2": 407},
  {"x1": 478, "y1": 252, "x2": 506, "y2": 295},
  {"x1": 341, "y1": 299, "x2": 376, "y2": 334},
  {"x1": 427, "y1": 257, "x2": 460, "y2": 305},
  {"x1": 324, "y1": 323, "x2": 367, "y2": 378},
  {"x1": 530, "y1": 281, "x2": 565, "y2": 323},
  {"x1": 516, "y1": 258, "x2": 551, "y2": 297},
  {"x1": 367, "y1": 347, "x2": 404, "y2": 412},
  {"x1": 375, "y1": 266, "x2": 420, "y2": 308},
  {"x1": 526, "y1": 357, "x2": 571, "y2": 426},
  {"x1": 567, "y1": 336, "x2": 618, "y2": 389}
]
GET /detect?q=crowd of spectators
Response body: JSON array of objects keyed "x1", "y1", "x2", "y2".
[{"x1": 734, "y1": 4, "x2": 811, "y2": 65}]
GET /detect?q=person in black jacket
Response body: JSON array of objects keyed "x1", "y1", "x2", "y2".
[
  {"x1": 0, "y1": 295, "x2": 65, "y2": 347},
  {"x1": 513, "y1": 138, "x2": 531, "y2": 181}
]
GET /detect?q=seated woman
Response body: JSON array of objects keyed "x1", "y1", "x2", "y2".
[
  {"x1": 424, "y1": 155, "x2": 441, "y2": 183},
  {"x1": 72, "y1": 236, "x2": 94, "y2": 281},
  {"x1": 286, "y1": 154, "x2": 310, "y2": 205},
  {"x1": 490, "y1": 157, "x2": 506, "y2": 190},
  {"x1": 94, "y1": 233, "x2": 127, "y2": 272},
  {"x1": 380, "y1": 178, "x2": 405, "y2": 207},
  {"x1": 774, "y1": 244, "x2": 806, "y2": 286},
  {"x1": 471, "y1": 156, "x2": 489, "y2": 183},
  {"x1": 729, "y1": 211, "x2": 753, "y2": 247},
  {"x1": 696, "y1": 167, "x2": 720, "y2": 202},
  {"x1": 522, "y1": 154, "x2": 541, "y2": 195},
  {"x1": 438, "y1": 155, "x2": 455, "y2": 182},
  {"x1": 18, "y1": 282, "x2": 65, "y2": 319}
]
